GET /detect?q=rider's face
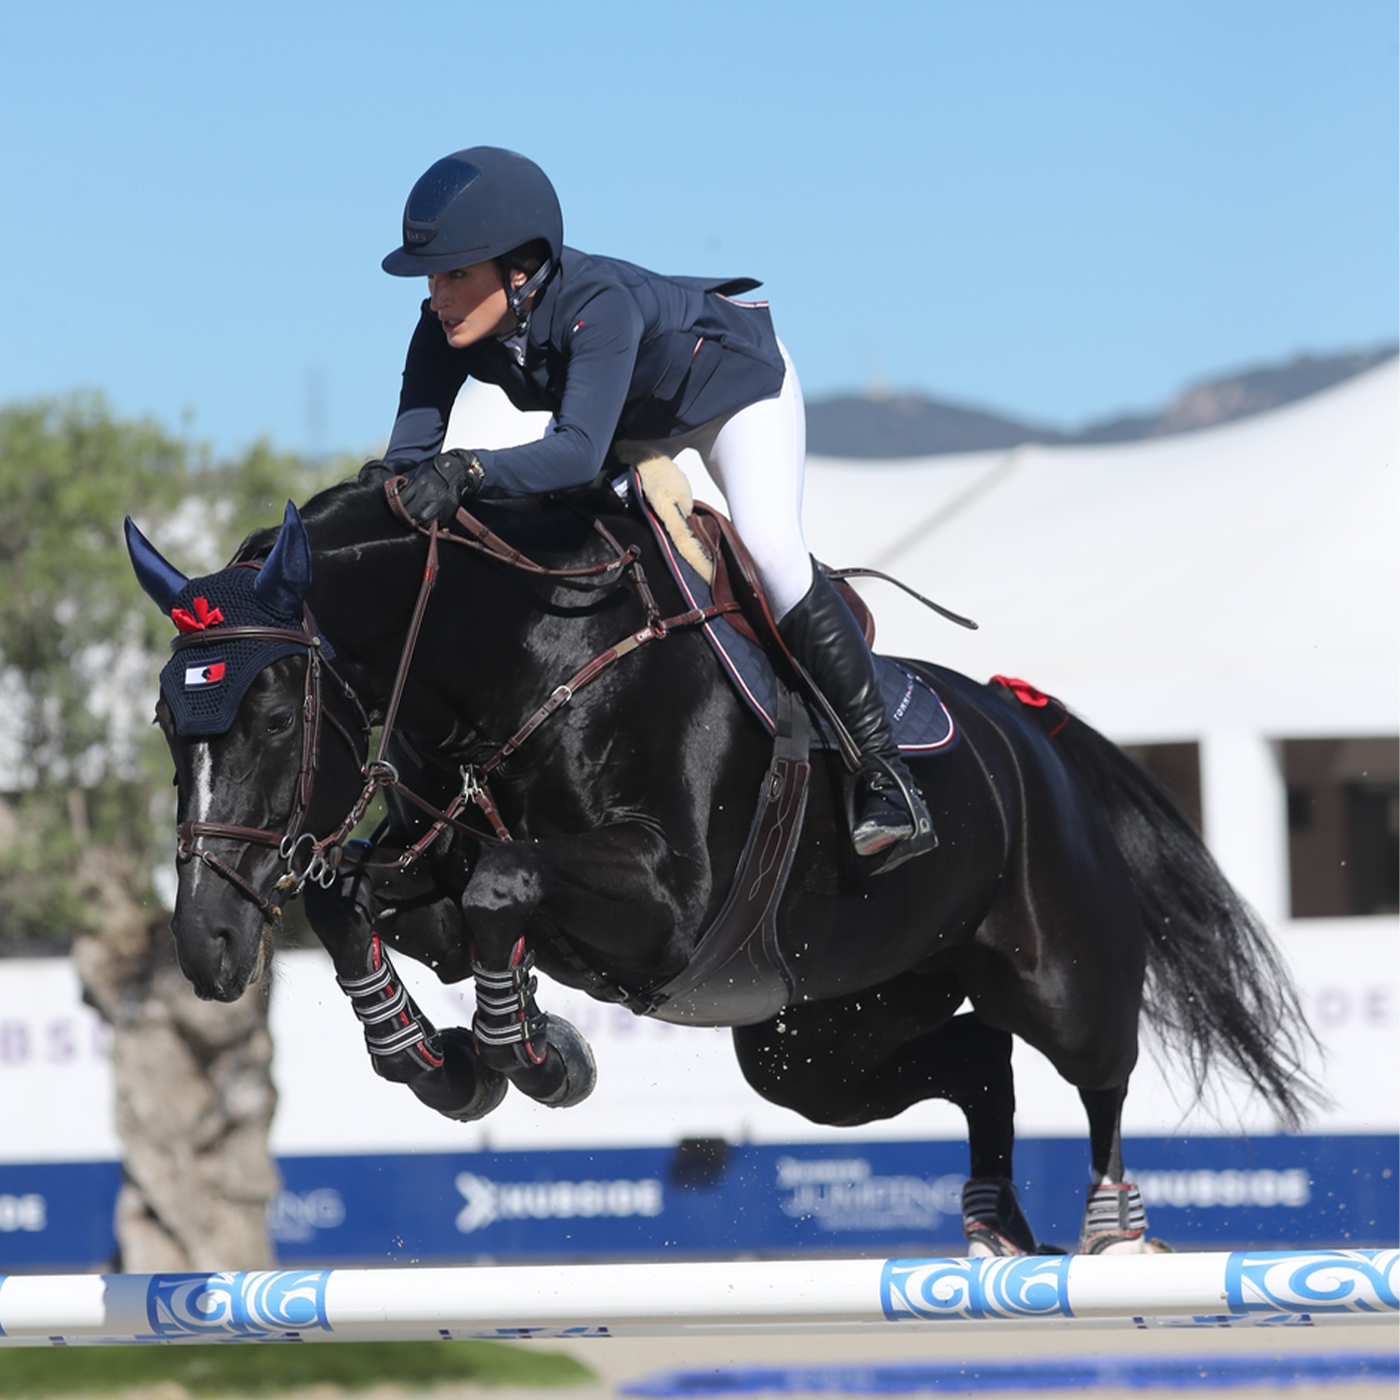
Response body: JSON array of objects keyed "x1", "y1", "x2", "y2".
[{"x1": 428, "y1": 261, "x2": 517, "y2": 347}]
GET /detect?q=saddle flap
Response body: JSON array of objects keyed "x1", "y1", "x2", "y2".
[{"x1": 644, "y1": 684, "x2": 810, "y2": 1026}]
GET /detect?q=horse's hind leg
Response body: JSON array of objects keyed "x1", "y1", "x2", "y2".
[
  {"x1": 735, "y1": 992, "x2": 1040, "y2": 1256},
  {"x1": 1077, "y1": 1083, "x2": 1156, "y2": 1253},
  {"x1": 934, "y1": 1016, "x2": 1042, "y2": 1258}
]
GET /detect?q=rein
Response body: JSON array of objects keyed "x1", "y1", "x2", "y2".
[
  {"x1": 176, "y1": 483, "x2": 739, "y2": 918},
  {"x1": 356, "y1": 481, "x2": 739, "y2": 857}
]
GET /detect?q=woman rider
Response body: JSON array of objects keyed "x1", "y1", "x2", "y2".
[{"x1": 371, "y1": 146, "x2": 933, "y2": 872}]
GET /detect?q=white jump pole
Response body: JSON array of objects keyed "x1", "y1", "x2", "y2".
[{"x1": 0, "y1": 1250, "x2": 1393, "y2": 1347}]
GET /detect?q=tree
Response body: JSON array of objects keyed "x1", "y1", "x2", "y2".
[{"x1": 0, "y1": 393, "x2": 345, "y2": 1268}]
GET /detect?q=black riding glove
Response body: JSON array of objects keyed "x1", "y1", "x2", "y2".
[
  {"x1": 357, "y1": 458, "x2": 392, "y2": 486},
  {"x1": 397, "y1": 450, "x2": 486, "y2": 525}
]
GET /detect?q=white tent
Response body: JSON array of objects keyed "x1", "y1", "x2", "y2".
[
  {"x1": 800, "y1": 362, "x2": 1399, "y2": 927},
  {"x1": 800, "y1": 361, "x2": 1397, "y2": 746}
]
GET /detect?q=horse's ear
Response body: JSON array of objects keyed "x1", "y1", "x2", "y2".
[
  {"x1": 254, "y1": 501, "x2": 312, "y2": 614},
  {"x1": 125, "y1": 516, "x2": 189, "y2": 612}
]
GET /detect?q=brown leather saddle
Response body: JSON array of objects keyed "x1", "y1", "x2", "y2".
[{"x1": 690, "y1": 502, "x2": 876, "y2": 649}]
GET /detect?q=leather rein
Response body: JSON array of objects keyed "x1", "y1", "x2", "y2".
[{"x1": 172, "y1": 479, "x2": 739, "y2": 922}]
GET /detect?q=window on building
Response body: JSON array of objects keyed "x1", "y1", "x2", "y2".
[
  {"x1": 1284, "y1": 737, "x2": 1400, "y2": 918},
  {"x1": 1120, "y1": 741, "x2": 1203, "y2": 834}
]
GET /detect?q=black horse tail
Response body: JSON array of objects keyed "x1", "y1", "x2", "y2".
[{"x1": 1053, "y1": 712, "x2": 1324, "y2": 1130}]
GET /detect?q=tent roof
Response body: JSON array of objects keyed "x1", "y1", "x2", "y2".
[{"x1": 800, "y1": 361, "x2": 1398, "y2": 741}]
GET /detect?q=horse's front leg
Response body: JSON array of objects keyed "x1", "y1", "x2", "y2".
[
  {"x1": 462, "y1": 825, "x2": 680, "y2": 1107},
  {"x1": 302, "y1": 863, "x2": 506, "y2": 1122}
]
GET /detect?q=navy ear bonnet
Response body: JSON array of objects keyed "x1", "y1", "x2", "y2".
[
  {"x1": 125, "y1": 503, "x2": 333, "y2": 739},
  {"x1": 158, "y1": 568, "x2": 332, "y2": 737}
]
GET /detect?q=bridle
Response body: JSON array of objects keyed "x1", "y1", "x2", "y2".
[
  {"x1": 169, "y1": 479, "x2": 739, "y2": 923},
  {"x1": 171, "y1": 594, "x2": 372, "y2": 923}
]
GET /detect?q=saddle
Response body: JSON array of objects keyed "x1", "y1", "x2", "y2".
[
  {"x1": 629, "y1": 451, "x2": 873, "y2": 651},
  {"x1": 695, "y1": 507, "x2": 876, "y2": 649},
  {"x1": 628, "y1": 456, "x2": 955, "y2": 762}
]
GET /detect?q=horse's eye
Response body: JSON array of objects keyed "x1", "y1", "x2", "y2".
[{"x1": 267, "y1": 711, "x2": 295, "y2": 736}]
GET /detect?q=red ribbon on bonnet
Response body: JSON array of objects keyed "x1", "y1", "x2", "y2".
[{"x1": 171, "y1": 596, "x2": 226, "y2": 634}]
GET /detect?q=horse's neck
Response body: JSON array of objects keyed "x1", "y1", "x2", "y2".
[
  {"x1": 310, "y1": 532, "x2": 434, "y2": 705},
  {"x1": 310, "y1": 514, "x2": 640, "y2": 735}
]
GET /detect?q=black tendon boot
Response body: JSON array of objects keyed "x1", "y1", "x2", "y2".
[{"x1": 778, "y1": 567, "x2": 936, "y2": 873}]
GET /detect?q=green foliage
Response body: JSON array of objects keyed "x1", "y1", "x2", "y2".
[
  {"x1": 0, "y1": 393, "x2": 350, "y2": 949},
  {"x1": 213, "y1": 439, "x2": 359, "y2": 552},
  {"x1": 0, "y1": 1337, "x2": 593, "y2": 1396}
]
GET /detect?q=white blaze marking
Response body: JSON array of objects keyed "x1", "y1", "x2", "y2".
[{"x1": 186, "y1": 743, "x2": 214, "y2": 896}]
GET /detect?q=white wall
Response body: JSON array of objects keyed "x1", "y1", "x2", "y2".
[{"x1": 0, "y1": 920, "x2": 1392, "y2": 1165}]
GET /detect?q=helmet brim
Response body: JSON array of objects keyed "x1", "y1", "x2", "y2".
[{"x1": 381, "y1": 244, "x2": 501, "y2": 277}]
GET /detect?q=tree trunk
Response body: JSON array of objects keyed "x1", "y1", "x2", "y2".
[{"x1": 70, "y1": 849, "x2": 279, "y2": 1271}]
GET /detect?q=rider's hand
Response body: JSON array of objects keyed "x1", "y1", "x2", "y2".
[
  {"x1": 398, "y1": 450, "x2": 486, "y2": 525},
  {"x1": 357, "y1": 458, "x2": 393, "y2": 486}
]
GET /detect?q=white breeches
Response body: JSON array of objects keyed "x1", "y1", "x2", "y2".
[{"x1": 618, "y1": 342, "x2": 814, "y2": 619}]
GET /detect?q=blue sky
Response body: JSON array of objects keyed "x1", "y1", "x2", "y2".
[{"x1": 1, "y1": 1, "x2": 1394, "y2": 459}]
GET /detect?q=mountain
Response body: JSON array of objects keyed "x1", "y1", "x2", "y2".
[{"x1": 805, "y1": 347, "x2": 1397, "y2": 459}]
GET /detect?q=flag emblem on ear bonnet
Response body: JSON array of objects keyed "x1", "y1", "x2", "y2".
[{"x1": 126, "y1": 503, "x2": 332, "y2": 738}]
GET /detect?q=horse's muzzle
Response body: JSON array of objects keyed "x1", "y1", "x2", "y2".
[{"x1": 172, "y1": 910, "x2": 269, "y2": 1003}]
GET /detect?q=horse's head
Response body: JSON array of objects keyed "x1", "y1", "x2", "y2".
[{"x1": 127, "y1": 503, "x2": 367, "y2": 1001}]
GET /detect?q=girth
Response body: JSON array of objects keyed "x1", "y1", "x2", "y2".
[{"x1": 636, "y1": 682, "x2": 812, "y2": 1026}]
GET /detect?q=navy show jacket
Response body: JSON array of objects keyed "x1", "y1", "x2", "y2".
[{"x1": 385, "y1": 247, "x2": 787, "y2": 496}]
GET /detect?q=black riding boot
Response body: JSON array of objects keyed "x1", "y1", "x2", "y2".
[{"x1": 778, "y1": 567, "x2": 936, "y2": 873}]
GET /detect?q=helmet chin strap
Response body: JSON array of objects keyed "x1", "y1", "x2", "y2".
[{"x1": 503, "y1": 259, "x2": 556, "y2": 335}]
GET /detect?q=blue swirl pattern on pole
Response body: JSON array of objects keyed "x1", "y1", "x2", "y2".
[
  {"x1": 1225, "y1": 1250, "x2": 1399, "y2": 1315},
  {"x1": 880, "y1": 1257, "x2": 1073, "y2": 1321},
  {"x1": 146, "y1": 1270, "x2": 333, "y2": 1337}
]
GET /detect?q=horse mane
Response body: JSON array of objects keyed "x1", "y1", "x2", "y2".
[{"x1": 231, "y1": 478, "x2": 374, "y2": 565}]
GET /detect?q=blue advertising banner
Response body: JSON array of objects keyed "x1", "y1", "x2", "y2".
[
  {"x1": 0, "y1": 1162, "x2": 122, "y2": 1270},
  {"x1": 1, "y1": 1136, "x2": 1393, "y2": 1271},
  {"x1": 267, "y1": 1136, "x2": 1397, "y2": 1263}
]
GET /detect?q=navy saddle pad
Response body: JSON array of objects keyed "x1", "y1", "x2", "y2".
[{"x1": 636, "y1": 491, "x2": 955, "y2": 755}]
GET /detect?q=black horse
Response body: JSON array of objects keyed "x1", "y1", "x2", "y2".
[{"x1": 126, "y1": 477, "x2": 1316, "y2": 1256}]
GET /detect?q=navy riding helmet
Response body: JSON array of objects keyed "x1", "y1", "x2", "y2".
[{"x1": 382, "y1": 147, "x2": 563, "y2": 327}]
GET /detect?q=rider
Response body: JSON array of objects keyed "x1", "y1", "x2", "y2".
[{"x1": 370, "y1": 146, "x2": 933, "y2": 872}]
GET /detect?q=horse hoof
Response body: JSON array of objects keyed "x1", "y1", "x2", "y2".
[
  {"x1": 536, "y1": 1016, "x2": 597, "y2": 1109},
  {"x1": 1082, "y1": 1232, "x2": 1149, "y2": 1255},
  {"x1": 966, "y1": 1234, "x2": 1020, "y2": 1258},
  {"x1": 961, "y1": 1177, "x2": 1038, "y2": 1256},
  {"x1": 431, "y1": 1027, "x2": 508, "y2": 1122},
  {"x1": 1079, "y1": 1181, "x2": 1150, "y2": 1255}
]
